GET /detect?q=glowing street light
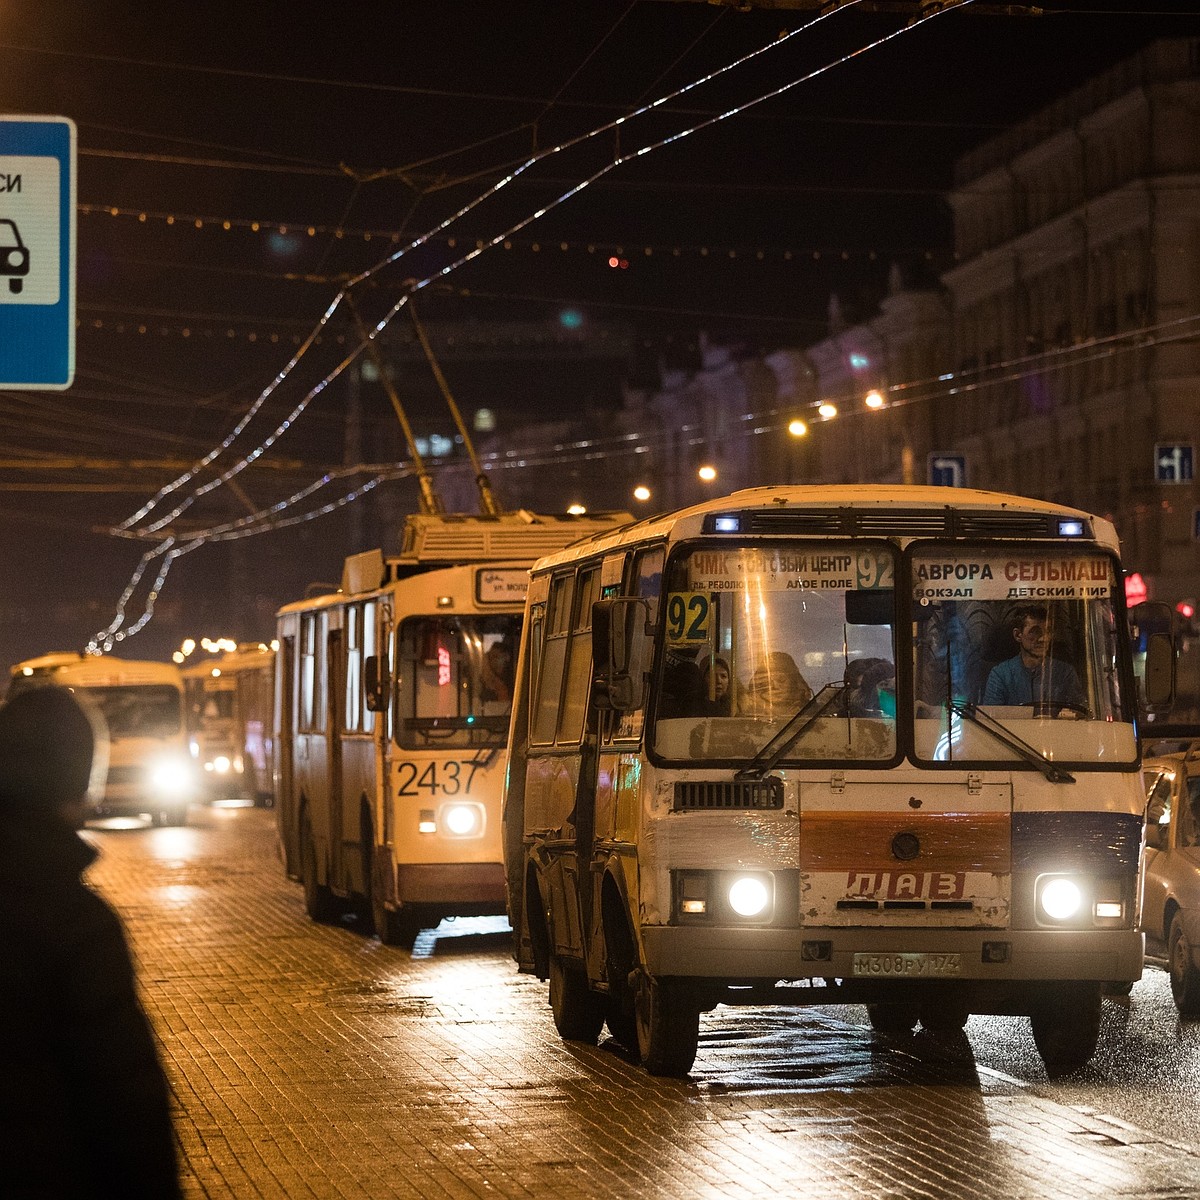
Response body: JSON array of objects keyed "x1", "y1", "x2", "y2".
[
  {"x1": 818, "y1": 402, "x2": 838, "y2": 420},
  {"x1": 633, "y1": 485, "x2": 651, "y2": 502},
  {"x1": 787, "y1": 418, "x2": 808, "y2": 438},
  {"x1": 567, "y1": 503, "x2": 587, "y2": 515},
  {"x1": 864, "y1": 389, "x2": 885, "y2": 409},
  {"x1": 698, "y1": 465, "x2": 717, "y2": 483}
]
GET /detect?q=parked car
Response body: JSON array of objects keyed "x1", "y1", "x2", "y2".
[{"x1": 1141, "y1": 741, "x2": 1200, "y2": 1014}]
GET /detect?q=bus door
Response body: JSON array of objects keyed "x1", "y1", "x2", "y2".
[
  {"x1": 325, "y1": 622, "x2": 350, "y2": 893},
  {"x1": 587, "y1": 546, "x2": 663, "y2": 984},
  {"x1": 277, "y1": 634, "x2": 296, "y2": 867}
]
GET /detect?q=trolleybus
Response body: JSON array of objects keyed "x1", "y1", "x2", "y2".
[
  {"x1": 183, "y1": 643, "x2": 276, "y2": 803},
  {"x1": 8, "y1": 651, "x2": 195, "y2": 825},
  {"x1": 275, "y1": 509, "x2": 631, "y2": 947},
  {"x1": 502, "y1": 485, "x2": 1165, "y2": 1077}
]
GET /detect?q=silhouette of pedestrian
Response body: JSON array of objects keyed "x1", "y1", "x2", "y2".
[{"x1": 0, "y1": 685, "x2": 181, "y2": 1198}]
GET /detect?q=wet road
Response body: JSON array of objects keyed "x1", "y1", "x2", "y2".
[{"x1": 84, "y1": 802, "x2": 1200, "y2": 1199}]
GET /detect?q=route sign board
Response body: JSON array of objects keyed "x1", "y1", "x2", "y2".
[
  {"x1": 1155, "y1": 443, "x2": 1194, "y2": 484},
  {"x1": 0, "y1": 115, "x2": 75, "y2": 389},
  {"x1": 928, "y1": 453, "x2": 967, "y2": 488}
]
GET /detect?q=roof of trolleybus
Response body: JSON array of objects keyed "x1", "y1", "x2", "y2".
[{"x1": 525, "y1": 485, "x2": 1118, "y2": 572}]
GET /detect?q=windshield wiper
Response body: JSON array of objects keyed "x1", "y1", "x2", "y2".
[
  {"x1": 735, "y1": 683, "x2": 846, "y2": 782},
  {"x1": 949, "y1": 700, "x2": 1075, "y2": 784}
]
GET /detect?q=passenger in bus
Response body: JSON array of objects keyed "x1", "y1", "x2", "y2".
[
  {"x1": 480, "y1": 641, "x2": 515, "y2": 707},
  {"x1": 0, "y1": 686, "x2": 181, "y2": 1198},
  {"x1": 740, "y1": 651, "x2": 813, "y2": 720},
  {"x1": 698, "y1": 655, "x2": 732, "y2": 716},
  {"x1": 982, "y1": 604, "x2": 1085, "y2": 711},
  {"x1": 845, "y1": 657, "x2": 897, "y2": 718}
]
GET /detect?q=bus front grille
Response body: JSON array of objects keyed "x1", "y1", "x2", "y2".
[{"x1": 674, "y1": 779, "x2": 784, "y2": 811}]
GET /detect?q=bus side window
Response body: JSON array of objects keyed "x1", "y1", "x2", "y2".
[
  {"x1": 1183, "y1": 772, "x2": 1200, "y2": 849},
  {"x1": 557, "y1": 567, "x2": 600, "y2": 745},
  {"x1": 531, "y1": 574, "x2": 574, "y2": 745},
  {"x1": 613, "y1": 545, "x2": 664, "y2": 742}
]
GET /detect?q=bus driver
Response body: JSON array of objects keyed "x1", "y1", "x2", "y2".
[{"x1": 981, "y1": 604, "x2": 1085, "y2": 711}]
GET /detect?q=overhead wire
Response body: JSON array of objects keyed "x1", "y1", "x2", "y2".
[{"x1": 94, "y1": 1, "x2": 990, "y2": 646}]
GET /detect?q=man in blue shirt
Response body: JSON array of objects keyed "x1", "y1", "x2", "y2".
[{"x1": 982, "y1": 604, "x2": 1086, "y2": 712}]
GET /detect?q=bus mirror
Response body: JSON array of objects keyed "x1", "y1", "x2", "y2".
[
  {"x1": 1144, "y1": 632, "x2": 1175, "y2": 710},
  {"x1": 592, "y1": 597, "x2": 651, "y2": 711},
  {"x1": 364, "y1": 654, "x2": 390, "y2": 713}
]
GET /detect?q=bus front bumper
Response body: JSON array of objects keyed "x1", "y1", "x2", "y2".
[{"x1": 641, "y1": 925, "x2": 1144, "y2": 986}]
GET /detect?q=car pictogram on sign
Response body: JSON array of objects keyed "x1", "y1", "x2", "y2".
[{"x1": 0, "y1": 218, "x2": 30, "y2": 294}]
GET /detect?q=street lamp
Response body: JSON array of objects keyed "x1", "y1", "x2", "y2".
[
  {"x1": 633, "y1": 485, "x2": 651, "y2": 502},
  {"x1": 698, "y1": 465, "x2": 717, "y2": 483}
]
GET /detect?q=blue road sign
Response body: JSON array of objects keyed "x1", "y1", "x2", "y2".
[
  {"x1": 928, "y1": 453, "x2": 967, "y2": 488},
  {"x1": 1155, "y1": 443, "x2": 1194, "y2": 484},
  {"x1": 0, "y1": 115, "x2": 75, "y2": 389}
]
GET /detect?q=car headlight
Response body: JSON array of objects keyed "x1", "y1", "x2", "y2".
[
  {"x1": 213, "y1": 755, "x2": 231, "y2": 774},
  {"x1": 150, "y1": 756, "x2": 194, "y2": 797}
]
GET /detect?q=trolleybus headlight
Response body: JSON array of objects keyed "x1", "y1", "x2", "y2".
[
  {"x1": 212, "y1": 755, "x2": 231, "y2": 775},
  {"x1": 442, "y1": 802, "x2": 483, "y2": 838},
  {"x1": 727, "y1": 874, "x2": 772, "y2": 919},
  {"x1": 1037, "y1": 875, "x2": 1084, "y2": 922},
  {"x1": 149, "y1": 756, "x2": 194, "y2": 797}
]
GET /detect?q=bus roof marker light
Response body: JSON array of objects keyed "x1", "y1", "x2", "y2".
[
  {"x1": 1057, "y1": 519, "x2": 1085, "y2": 537},
  {"x1": 436, "y1": 595, "x2": 454, "y2": 608},
  {"x1": 713, "y1": 515, "x2": 741, "y2": 533}
]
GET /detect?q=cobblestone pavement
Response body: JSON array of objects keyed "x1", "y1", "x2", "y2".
[{"x1": 83, "y1": 804, "x2": 1200, "y2": 1200}]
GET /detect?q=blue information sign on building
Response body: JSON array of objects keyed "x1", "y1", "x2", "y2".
[
  {"x1": 928, "y1": 453, "x2": 967, "y2": 488},
  {"x1": 0, "y1": 115, "x2": 75, "y2": 389},
  {"x1": 1155, "y1": 444, "x2": 1195, "y2": 484}
]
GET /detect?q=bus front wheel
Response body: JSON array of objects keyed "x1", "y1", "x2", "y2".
[
  {"x1": 549, "y1": 954, "x2": 605, "y2": 1043},
  {"x1": 1030, "y1": 982, "x2": 1102, "y2": 1078},
  {"x1": 633, "y1": 970, "x2": 699, "y2": 1077}
]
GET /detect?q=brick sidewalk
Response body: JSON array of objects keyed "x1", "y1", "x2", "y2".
[{"x1": 84, "y1": 804, "x2": 1200, "y2": 1200}]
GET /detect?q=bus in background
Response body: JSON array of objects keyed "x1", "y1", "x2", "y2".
[
  {"x1": 8, "y1": 651, "x2": 196, "y2": 825},
  {"x1": 181, "y1": 643, "x2": 276, "y2": 804},
  {"x1": 503, "y1": 485, "x2": 1168, "y2": 1079},
  {"x1": 275, "y1": 509, "x2": 632, "y2": 948}
]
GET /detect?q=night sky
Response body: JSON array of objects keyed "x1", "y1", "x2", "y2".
[{"x1": 1, "y1": 0, "x2": 1198, "y2": 669}]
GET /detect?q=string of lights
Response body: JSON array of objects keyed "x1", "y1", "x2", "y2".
[
  {"x1": 96, "y1": 3, "x2": 968, "y2": 646},
  {"x1": 108, "y1": 0, "x2": 871, "y2": 537},
  {"x1": 77, "y1": 201, "x2": 956, "y2": 266}
]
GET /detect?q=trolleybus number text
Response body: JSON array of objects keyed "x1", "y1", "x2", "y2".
[{"x1": 396, "y1": 760, "x2": 481, "y2": 796}]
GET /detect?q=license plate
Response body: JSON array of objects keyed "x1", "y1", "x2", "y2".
[{"x1": 852, "y1": 952, "x2": 962, "y2": 978}]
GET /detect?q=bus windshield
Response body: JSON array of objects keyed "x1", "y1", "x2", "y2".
[
  {"x1": 82, "y1": 684, "x2": 183, "y2": 739},
  {"x1": 395, "y1": 614, "x2": 521, "y2": 749},
  {"x1": 651, "y1": 541, "x2": 897, "y2": 763},
  {"x1": 648, "y1": 540, "x2": 1135, "y2": 769}
]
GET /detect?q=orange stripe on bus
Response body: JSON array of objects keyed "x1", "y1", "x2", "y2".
[{"x1": 800, "y1": 811, "x2": 1010, "y2": 873}]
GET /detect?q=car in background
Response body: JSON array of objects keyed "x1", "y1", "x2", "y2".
[{"x1": 1141, "y1": 741, "x2": 1200, "y2": 1014}]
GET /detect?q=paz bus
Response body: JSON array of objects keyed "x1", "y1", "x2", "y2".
[
  {"x1": 7, "y1": 651, "x2": 196, "y2": 825},
  {"x1": 182, "y1": 643, "x2": 276, "y2": 803},
  {"x1": 274, "y1": 509, "x2": 631, "y2": 947},
  {"x1": 502, "y1": 485, "x2": 1170, "y2": 1077}
]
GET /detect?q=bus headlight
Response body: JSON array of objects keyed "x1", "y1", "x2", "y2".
[
  {"x1": 1037, "y1": 875, "x2": 1084, "y2": 922},
  {"x1": 728, "y1": 874, "x2": 771, "y2": 918},
  {"x1": 441, "y1": 802, "x2": 484, "y2": 838},
  {"x1": 212, "y1": 755, "x2": 232, "y2": 775},
  {"x1": 150, "y1": 756, "x2": 194, "y2": 797}
]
